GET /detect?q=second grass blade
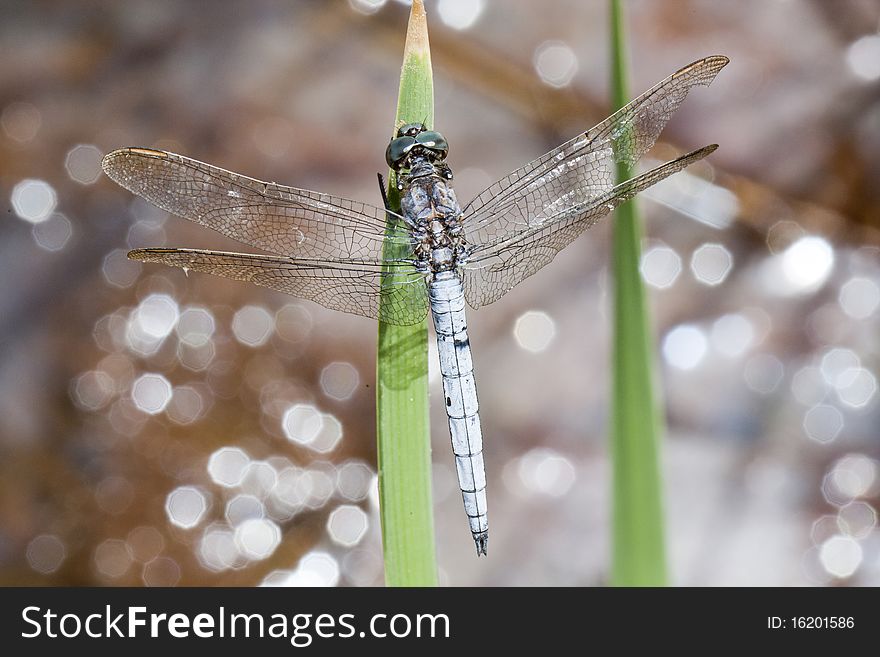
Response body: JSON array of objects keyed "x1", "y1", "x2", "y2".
[{"x1": 608, "y1": 0, "x2": 668, "y2": 586}]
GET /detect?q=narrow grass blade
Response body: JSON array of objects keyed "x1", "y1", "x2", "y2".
[
  {"x1": 608, "y1": 0, "x2": 668, "y2": 586},
  {"x1": 376, "y1": 0, "x2": 438, "y2": 587}
]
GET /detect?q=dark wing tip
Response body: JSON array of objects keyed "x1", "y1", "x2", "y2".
[
  {"x1": 664, "y1": 144, "x2": 718, "y2": 171},
  {"x1": 674, "y1": 55, "x2": 729, "y2": 86},
  {"x1": 693, "y1": 54, "x2": 730, "y2": 72},
  {"x1": 101, "y1": 147, "x2": 169, "y2": 177},
  {"x1": 127, "y1": 247, "x2": 175, "y2": 262}
]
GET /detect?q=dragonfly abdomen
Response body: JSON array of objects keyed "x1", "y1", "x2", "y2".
[{"x1": 429, "y1": 271, "x2": 488, "y2": 555}]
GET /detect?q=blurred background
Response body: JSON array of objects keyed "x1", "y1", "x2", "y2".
[{"x1": 1, "y1": 0, "x2": 879, "y2": 586}]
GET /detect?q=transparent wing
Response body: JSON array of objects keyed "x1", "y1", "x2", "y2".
[
  {"x1": 129, "y1": 248, "x2": 429, "y2": 326},
  {"x1": 102, "y1": 148, "x2": 414, "y2": 259},
  {"x1": 458, "y1": 55, "x2": 728, "y2": 307},
  {"x1": 462, "y1": 146, "x2": 716, "y2": 306},
  {"x1": 460, "y1": 56, "x2": 727, "y2": 238}
]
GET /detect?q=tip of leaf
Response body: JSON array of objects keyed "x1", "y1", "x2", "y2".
[{"x1": 405, "y1": 0, "x2": 429, "y2": 58}]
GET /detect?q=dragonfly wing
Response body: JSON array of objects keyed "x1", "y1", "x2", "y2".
[
  {"x1": 459, "y1": 56, "x2": 728, "y2": 246},
  {"x1": 129, "y1": 248, "x2": 429, "y2": 326},
  {"x1": 462, "y1": 146, "x2": 716, "y2": 307},
  {"x1": 102, "y1": 148, "x2": 413, "y2": 260}
]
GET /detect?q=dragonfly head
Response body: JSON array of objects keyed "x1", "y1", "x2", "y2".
[
  {"x1": 397, "y1": 122, "x2": 427, "y2": 138},
  {"x1": 385, "y1": 124, "x2": 449, "y2": 171}
]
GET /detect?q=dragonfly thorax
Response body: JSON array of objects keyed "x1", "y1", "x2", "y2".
[
  {"x1": 399, "y1": 156, "x2": 467, "y2": 275},
  {"x1": 430, "y1": 246, "x2": 455, "y2": 270}
]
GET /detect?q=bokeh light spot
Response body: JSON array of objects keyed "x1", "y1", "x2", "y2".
[
  {"x1": 690, "y1": 243, "x2": 733, "y2": 286},
  {"x1": 125, "y1": 295, "x2": 179, "y2": 356},
  {"x1": 95, "y1": 476, "x2": 134, "y2": 515},
  {"x1": 819, "y1": 535, "x2": 862, "y2": 578},
  {"x1": 165, "y1": 486, "x2": 208, "y2": 529},
  {"x1": 102, "y1": 249, "x2": 142, "y2": 288},
  {"x1": 640, "y1": 244, "x2": 682, "y2": 289},
  {"x1": 167, "y1": 385, "x2": 205, "y2": 425},
  {"x1": 178, "y1": 340, "x2": 216, "y2": 371},
  {"x1": 437, "y1": 0, "x2": 484, "y2": 30},
  {"x1": 2, "y1": 101, "x2": 41, "y2": 142},
  {"x1": 309, "y1": 414, "x2": 343, "y2": 453},
  {"x1": 232, "y1": 305, "x2": 274, "y2": 347},
  {"x1": 131, "y1": 373, "x2": 173, "y2": 414},
  {"x1": 65, "y1": 144, "x2": 103, "y2": 184},
  {"x1": 838, "y1": 277, "x2": 880, "y2": 319},
  {"x1": 275, "y1": 303, "x2": 313, "y2": 343},
  {"x1": 235, "y1": 518, "x2": 281, "y2": 560},
  {"x1": 347, "y1": 0, "x2": 387, "y2": 15},
  {"x1": 533, "y1": 41, "x2": 578, "y2": 88},
  {"x1": 343, "y1": 549, "x2": 383, "y2": 587},
  {"x1": 516, "y1": 448, "x2": 576, "y2": 497},
  {"x1": 711, "y1": 313, "x2": 754, "y2": 358},
  {"x1": 803, "y1": 404, "x2": 844, "y2": 444},
  {"x1": 132, "y1": 294, "x2": 179, "y2": 340},
  {"x1": 781, "y1": 236, "x2": 834, "y2": 293},
  {"x1": 766, "y1": 219, "x2": 805, "y2": 254},
  {"x1": 320, "y1": 362, "x2": 360, "y2": 401},
  {"x1": 829, "y1": 454, "x2": 877, "y2": 499},
  {"x1": 846, "y1": 34, "x2": 880, "y2": 81},
  {"x1": 837, "y1": 501, "x2": 877, "y2": 539},
  {"x1": 300, "y1": 467, "x2": 336, "y2": 510},
  {"x1": 261, "y1": 551, "x2": 339, "y2": 587},
  {"x1": 32, "y1": 213, "x2": 73, "y2": 251},
  {"x1": 743, "y1": 354, "x2": 784, "y2": 394},
  {"x1": 142, "y1": 556, "x2": 181, "y2": 587},
  {"x1": 337, "y1": 461, "x2": 374, "y2": 501},
  {"x1": 835, "y1": 368, "x2": 876, "y2": 408},
  {"x1": 11, "y1": 178, "x2": 57, "y2": 223},
  {"x1": 820, "y1": 347, "x2": 860, "y2": 387},
  {"x1": 790, "y1": 366, "x2": 827, "y2": 406},
  {"x1": 94, "y1": 539, "x2": 132, "y2": 579},
  {"x1": 282, "y1": 404, "x2": 323, "y2": 446},
  {"x1": 198, "y1": 524, "x2": 246, "y2": 572},
  {"x1": 176, "y1": 306, "x2": 215, "y2": 346},
  {"x1": 208, "y1": 447, "x2": 251, "y2": 488},
  {"x1": 71, "y1": 370, "x2": 115, "y2": 411},
  {"x1": 663, "y1": 324, "x2": 707, "y2": 370},
  {"x1": 327, "y1": 505, "x2": 369, "y2": 547},
  {"x1": 513, "y1": 310, "x2": 556, "y2": 353},
  {"x1": 225, "y1": 494, "x2": 265, "y2": 526},
  {"x1": 240, "y1": 461, "x2": 279, "y2": 499},
  {"x1": 127, "y1": 526, "x2": 165, "y2": 563},
  {"x1": 26, "y1": 534, "x2": 66, "y2": 574}
]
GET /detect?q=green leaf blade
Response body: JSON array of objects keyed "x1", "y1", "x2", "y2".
[{"x1": 376, "y1": 0, "x2": 438, "y2": 587}]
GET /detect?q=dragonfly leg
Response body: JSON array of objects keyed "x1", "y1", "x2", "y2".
[
  {"x1": 377, "y1": 172, "x2": 392, "y2": 212},
  {"x1": 378, "y1": 172, "x2": 421, "y2": 231}
]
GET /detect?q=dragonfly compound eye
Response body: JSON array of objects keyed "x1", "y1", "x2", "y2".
[
  {"x1": 385, "y1": 136, "x2": 417, "y2": 169},
  {"x1": 416, "y1": 131, "x2": 449, "y2": 162}
]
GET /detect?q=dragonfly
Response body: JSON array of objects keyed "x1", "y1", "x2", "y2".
[{"x1": 103, "y1": 55, "x2": 728, "y2": 556}]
